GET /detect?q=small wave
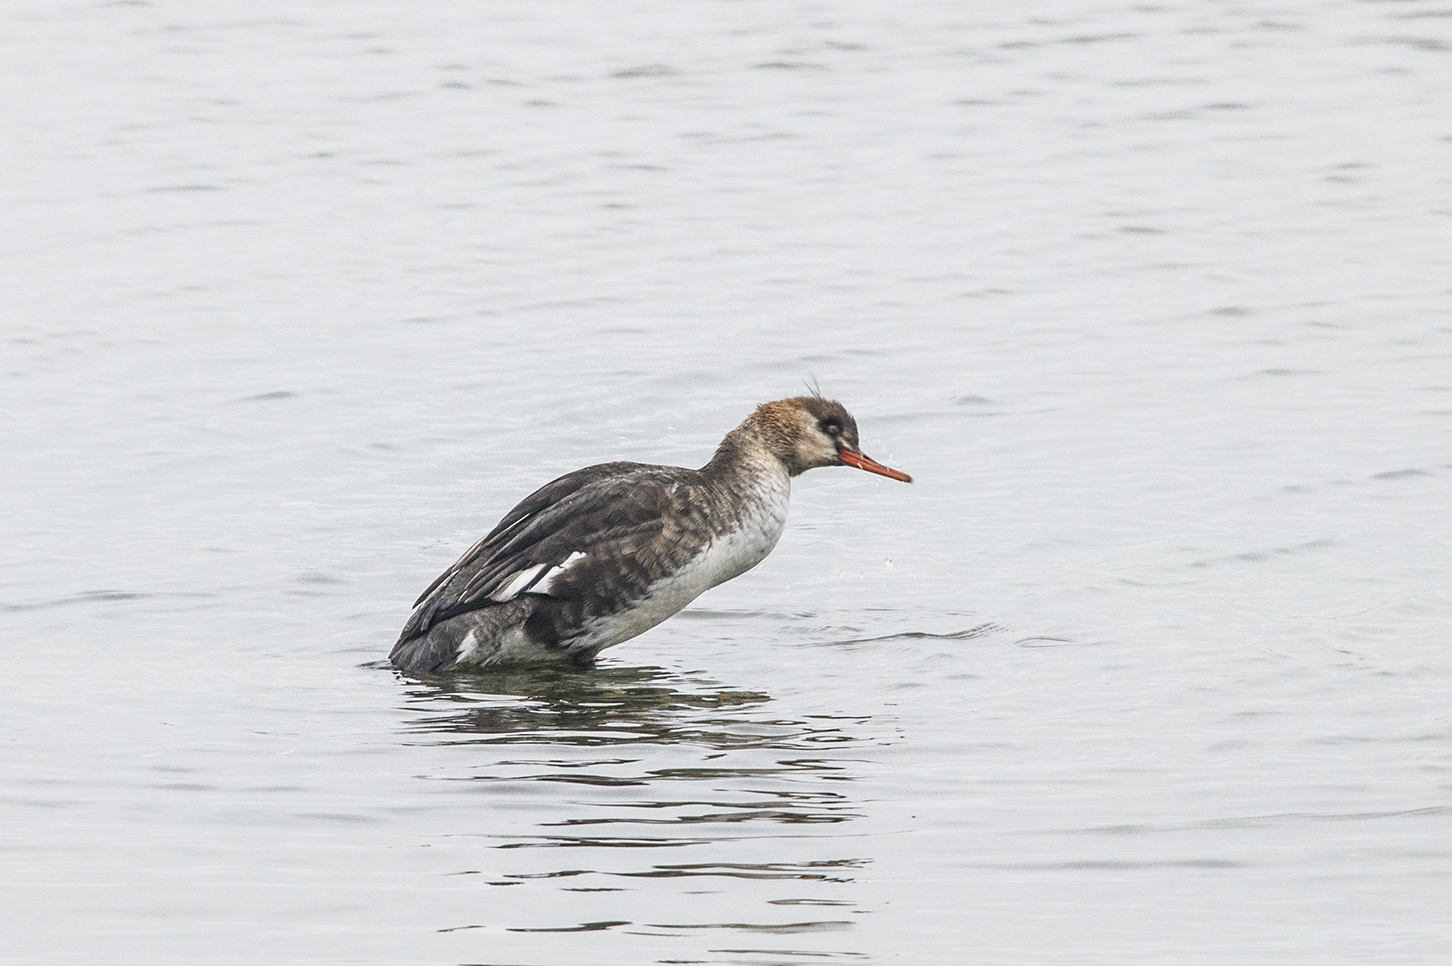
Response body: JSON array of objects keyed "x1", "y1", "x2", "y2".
[
  {"x1": 611, "y1": 64, "x2": 675, "y2": 78},
  {"x1": 1, "y1": 590, "x2": 211, "y2": 612},
  {"x1": 234, "y1": 390, "x2": 297, "y2": 402},
  {"x1": 831, "y1": 622, "x2": 1007, "y2": 645},
  {"x1": 508, "y1": 919, "x2": 631, "y2": 933}
]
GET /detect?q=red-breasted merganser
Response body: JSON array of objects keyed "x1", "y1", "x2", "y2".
[{"x1": 390, "y1": 396, "x2": 911, "y2": 673}]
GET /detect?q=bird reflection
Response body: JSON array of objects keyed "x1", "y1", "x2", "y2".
[
  {"x1": 395, "y1": 663, "x2": 783, "y2": 749},
  {"x1": 388, "y1": 661, "x2": 871, "y2": 924}
]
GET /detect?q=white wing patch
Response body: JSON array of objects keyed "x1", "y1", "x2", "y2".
[
  {"x1": 534, "y1": 551, "x2": 587, "y2": 596},
  {"x1": 489, "y1": 564, "x2": 547, "y2": 602},
  {"x1": 488, "y1": 552, "x2": 588, "y2": 603}
]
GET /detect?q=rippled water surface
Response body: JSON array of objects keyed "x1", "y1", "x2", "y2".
[{"x1": 4, "y1": 1, "x2": 1451, "y2": 963}]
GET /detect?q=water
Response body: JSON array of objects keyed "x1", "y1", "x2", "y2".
[{"x1": 4, "y1": 0, "x2": 1451, "y2": 962}]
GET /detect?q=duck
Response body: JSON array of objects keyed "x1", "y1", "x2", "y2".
[{"x1": 390, "y1": 396, "x2": 911, "y2": 673}]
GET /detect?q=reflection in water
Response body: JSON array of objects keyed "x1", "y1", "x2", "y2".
[
  {"x1": 399, "y1": 662, "x2": 802, "y2": 748},
  {"x1": 618, "y1": 859, "x2": 867, "y2": 881},
  {"x1": 392, "y1": 664, "x2": 876, "y2": 960}
]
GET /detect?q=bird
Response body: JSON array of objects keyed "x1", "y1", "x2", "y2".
[{"x1": 390, "y1": 396, "x2": 911, "y2": 674}]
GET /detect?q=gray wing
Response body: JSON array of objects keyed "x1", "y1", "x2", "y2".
[{"x1": 396, "y1": 462, "x2": 702, "y2": 647}]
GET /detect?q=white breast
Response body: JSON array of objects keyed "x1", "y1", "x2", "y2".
[
  {"x1": 696, "y1": 481, "x2": 792, "y2": 590},
  {"x1": 571, "y1": 470, "x2": 792, "y2": 654}
]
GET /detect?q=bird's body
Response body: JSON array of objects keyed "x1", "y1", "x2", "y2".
[{"x1": 390, "y1": 396, "x2": 910, "y2": 674}]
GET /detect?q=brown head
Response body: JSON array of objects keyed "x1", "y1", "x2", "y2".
[{"x1": 740, "y1": 396, "x2": 913, "y2": 482}]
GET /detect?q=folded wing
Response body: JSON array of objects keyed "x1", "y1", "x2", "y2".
[{"x1": 396, "y1": 461, "x2": 686, "y2": 646}]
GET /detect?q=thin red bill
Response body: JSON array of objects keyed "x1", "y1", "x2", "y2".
[{"x1": 839, "y1": 449, "x2": 913, "y2": 483}]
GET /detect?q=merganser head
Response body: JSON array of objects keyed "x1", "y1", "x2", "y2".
[{"x1": 751, "y1": 396, "x2": 913, "y2": 482}]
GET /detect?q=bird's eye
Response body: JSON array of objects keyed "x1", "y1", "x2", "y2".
[{"x1": 820, "y1": 420, "x2": 842, "y2": 437}]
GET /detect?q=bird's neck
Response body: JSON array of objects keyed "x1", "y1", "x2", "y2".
[{"x1": 700, "y1": 421, "x2": 792, "y2": 488}]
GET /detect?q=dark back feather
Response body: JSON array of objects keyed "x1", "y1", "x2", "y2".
[{"x1": 397, "y1": 461, "x2": 681, "y2": 645}]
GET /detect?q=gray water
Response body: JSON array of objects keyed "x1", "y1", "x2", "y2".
[{"x1": 4, "y1": 1, "x2": 1451, "y2": 963}]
